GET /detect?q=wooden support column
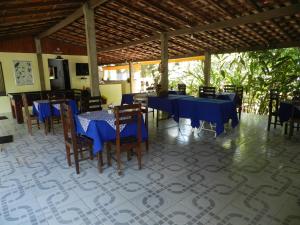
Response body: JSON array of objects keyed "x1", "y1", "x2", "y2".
[
  {"x1": 203, "y1": 52, "x2": 211, "y2": 86},
  {"x1": 83, "y1": 3, "x2": 100, "y2": 96},
  {"x1": 160, "y1": 32, "x2": 169, "y2": 92},
  {"x1": 34, "y1": 38, "x2": 46, "y2": 91},
  {"x1": 128, "y1": 61, "x2": 133, "y2": 93}
]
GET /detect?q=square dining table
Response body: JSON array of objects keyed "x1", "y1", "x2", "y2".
[
  {"x1": 33, "y1": 99, "x2": 78, "y2": 122},
  {"x1": 75, "y1": 110, "x2": 148, "y2": 154}
]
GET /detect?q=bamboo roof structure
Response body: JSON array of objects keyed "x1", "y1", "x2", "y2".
[{"x1": 1, "y1": 0, "x2": 300, "y2": 64}]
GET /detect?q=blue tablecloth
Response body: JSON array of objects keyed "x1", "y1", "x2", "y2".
[
  {"x1": 75, "y1": 110, "x2": 148, "y2": 154},
  {"x1": 121, "y1": 91, "x2": 186, "y2": 105},
  {"x1": 174, "y1": 98, "x2": 238, "y2": 135},
  {"x1": 148, "y1": 94, "x2": 194, "y2": 114},
  {"x1": 33, "y1": 99, "x2": 78, "y2": 122},
  {"x1": 279, "y1": 101, "x2": 300, "y2": 123}
]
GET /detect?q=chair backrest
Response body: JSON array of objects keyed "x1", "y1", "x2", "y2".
[
  {"x1": 133, "y1": 94, "x2": 148, "y2": 112},
  {"x1": 60, "y1": 103, "x2": 78, "y2": 146},
  {"x1": 86, "y1": 96, "x2": 102, "y2": 112},
  {"x1": 292, "y1": 90, "x2": 300, "y2": 101},
  {"x1": 48, "y1": 90, "x2": 66, "y2": 101},
  {"x1": 73, "y1": 89, "x2": 84, "y2": 112},
  {"x1": 114, "y1": 104, "x2": 142, "y2": 144},
  {"x1": 199, "y1": 86, "x2": 216, "y2": 98},
  {"x1": 269, "y1": 89, "x2": 280, "y2": 113},
  {"x1": 291, "y1": 100, "x2": 300, "y2": 120},
  {"x1": 236, "y1": 86, "x2": 244, "y2": 106},
  {"x1": 178, "y1": 83, "x2": 186, "y2": 94},
  {"x1": 21, "y1": 93, "x2": 30, "y2": 120},
  {"x1": 224, "y1": 84, "x2": 236, "y2": 93}
]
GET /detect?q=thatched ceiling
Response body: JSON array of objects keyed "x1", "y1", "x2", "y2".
[{"x1": 1, "y1": 0, "x2": 300, "y2": 64}]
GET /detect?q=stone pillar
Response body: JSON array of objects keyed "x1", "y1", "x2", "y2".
[
  {"x1": 204, "y1": 52, "x2": 211, "y2": 86},
  {"x1": 34, "y1": 38, "x2": 46, "y2": 91},
  {"x1": 83, "y1": 3, "x2": 100, "y2": 96},
  {"x1": 128, "y1": 61, "x2": 133, "y2": 93},
  {"x1": 160, "y1": 32, "x2": 169, "y2": 92}
]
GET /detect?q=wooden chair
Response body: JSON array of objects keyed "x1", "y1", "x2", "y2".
[
  {"x1": 289, "y1": 100, "x2": 300, "y2": 137},
  {"x1": 47, "y1": 90, "x2": 66, "y2": 100},
  {"x1": 292, "y1": 90, "x2": 300, "y2": 101},
  {"x1": 199, "y1": 86, "x2": 216, "y2": 98},
  {"x1": 106, "y1": 104, "x2": 143, "y2": 175},
  {"x1": 178, "y1": 83, "x2": 186, "y2": 95},
  {"x1": 47, "y1": 93, "x2": 65, "y2": 134},
  {"x1": 236, "y1": 86, "x2": 243, "y2": 120},
  {"x1": 224, "y1": 84, "x2": 236, "y2": 93},
  {"x1": 73, "y1": 89, "x2": 84, "y2": 112},
  {"x1": 133, "y1": 94, "x2": 149, "y2": 152},
  {"x1": 22, "y1": 93, "x2": 40, "y2": 135},
  {"x1": 82, "y1": 96, "x2": 102, "y2": 112},
  {"x1": 267, "y1": 89, "x2": 280, "y2": 131},
  {"x1": 60, "y1": 103, "x2": 93, "y2": 174}
]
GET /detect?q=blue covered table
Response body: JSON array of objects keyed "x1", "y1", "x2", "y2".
[
  {"x1": 279, "y1": 101, "x2": 300, "y2": 123},
  {"x1": 148, "y1": 94, "x2": 194, "y2": 114},
  {"x1": 174, "y1": 98, "x2": 238, "y2": 136},
  {"x1": 121, "y1": 91, "x2": 186, "y2": 105},
  {"x1": 33, "y1": 99, "x2": 78, "y2": 122},
  {"x1": 75, "y1": 111, "x2": 148, "y2": 154}
]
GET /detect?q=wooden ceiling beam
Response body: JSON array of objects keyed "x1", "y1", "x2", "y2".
[
  {"x1": 0, "y1": 0, "x2": 81, "y2": 9},
  {"x1": 100, "y1": 4, "x2": 300, "y2": 52},
  {"x1": 38, "y1": 0, "x2": 109, "y2": 38}
]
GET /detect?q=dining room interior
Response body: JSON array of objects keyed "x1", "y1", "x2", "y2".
[{"x1": 0, "y1": 0, "x2": 300, "y2": 225}]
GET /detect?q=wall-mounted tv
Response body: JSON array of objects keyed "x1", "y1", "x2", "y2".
[{"x1": 76, "y1": 63, "x2": 89, "y2": 76}]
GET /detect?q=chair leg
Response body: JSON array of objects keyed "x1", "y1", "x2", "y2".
[
  {"x1": 145, "y1": 140, "x2": 149, "y2": 153},
  {"x1": 289, "y1": 121, "x2": 294, "y2": 138},
  {"x1": 137, "y1": 144, "x2": 142, "y2": 170},
  {"x1": 97, "y1": 152, "x2": 103, "y2": 173},
  {"x1": 116, "y1": 145, "x2": 122, "y2": 175},
  {"x1": 127, "y1": 149, "x2": 132, "y2": 161},
  {"x1": 156, "y1": 110, "x2": 159, "y2": 128},
  {"x1": 267, "y1": 115, "x2": 271, "y2": 131},
  {"x1": 89, "y1": 148, "x2": 94, "y2": 160},
  {"x1": 65, "y1": 144, "x2": 72, "y2": 166},
  {"x1": 37, "y1": 119, "x2": 40, "y2": 129},
  {"x1": 44, "y1": 120, "x2": 48, "y2": 135},
  {"x1": 27, "y1": 120, "x2": 32, "y2": 136},
  {"x1": 50, "y1": 117, "x2": 55, "y2": 134},
  {"x1": 106, "y1": 143, "x2": 112, "y2": 167},
  {"x1": 274, "y1": 115, "x2": 277, "y2": 129},
  {"x1": 238, "y1": 107, "x2": 242, "y2": 120},
  {"x1": 284, "y1": 123, "x2": 288, "y2": 135},
  {"x1": 74, "y1": 147, "x2": 80, "y2": 174}
]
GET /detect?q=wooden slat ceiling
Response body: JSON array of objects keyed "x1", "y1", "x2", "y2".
[
  {"x1": 0, "y1": 0, "x2": 85, "y2": 38},
  {"x1": 1, "y1": 0, "x2": 300, "y2": 64}
]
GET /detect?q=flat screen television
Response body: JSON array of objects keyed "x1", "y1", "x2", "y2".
[{"x1": 76, "y1": 63, "x2": 89, "y2": 76}]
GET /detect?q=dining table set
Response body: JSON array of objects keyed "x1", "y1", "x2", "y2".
[
  {"x1": 32, "y1": 97, "x2": 148, "y2": 157},
  {"x1": 121, "y1": 91, "x2": 239, "y2": 136}
]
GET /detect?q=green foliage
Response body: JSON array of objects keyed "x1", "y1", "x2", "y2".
[{"x1": 167, "y1": 47, "x2": 300, "y2": 115}]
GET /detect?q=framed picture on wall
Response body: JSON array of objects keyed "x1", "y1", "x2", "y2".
[{"x1": 13, "y1": 60, "x2": 34, "y2": 86}]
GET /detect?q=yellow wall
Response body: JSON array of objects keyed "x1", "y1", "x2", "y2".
[
  {"x1": 0, "y1": 52, "x2": 42, "y2": 113},
  {"x1": 0, "y1": 52, "x2": 91, "y2": 113},
  {"x1": 41, "y1": 54, "x2": 90, "y2": 90},
  {"x1": 99, "y1": 83, "x2": 122, "y2": 105}
]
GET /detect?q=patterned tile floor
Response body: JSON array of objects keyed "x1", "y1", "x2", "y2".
[{"x1": 0, "y1": 113, "x2": 299, "y2": 225}]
